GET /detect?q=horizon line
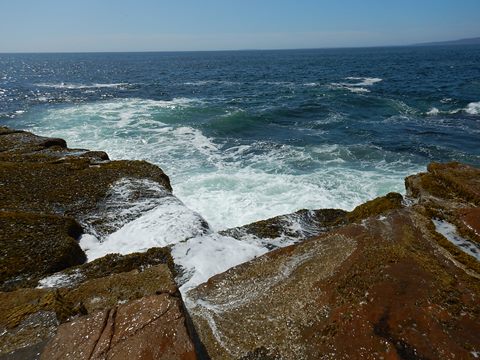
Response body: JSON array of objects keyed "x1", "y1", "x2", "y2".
[{"x1": 2, "y1": 41, "x2": 479, "y2": 55}]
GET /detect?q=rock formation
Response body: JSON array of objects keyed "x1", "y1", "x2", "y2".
[
  {"x1": 187, "y1": 164, "x2": 480, "y2": 359},
  {"x1": 0, "y1": 127, "x2": 197, "y2": 359},
  {"x1": 1, "y1": 127, "x2": 479, "y2": 359}
]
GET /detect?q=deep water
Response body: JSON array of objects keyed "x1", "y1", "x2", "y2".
[{"x1": 1, "y1": 46, "x2": 480, "y2": 230}]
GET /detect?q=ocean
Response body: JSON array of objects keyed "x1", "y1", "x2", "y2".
[{"x1": 1, "y1": 46, "x2": 480, "y2": 233}]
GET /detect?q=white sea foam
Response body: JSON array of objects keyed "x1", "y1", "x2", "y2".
[
  {"x1": 77, "y1": 179, "x2": 300, "y2": 294},
  {"x1": 23, "y1": 98, "x2": 417, "y2": 232},
  {"x1": 258, "y1": 81, "x2": 295, "y2": 87},
  {"x1": 172, "y1": 234, "x2": 272, "y2": 294},
  {"x1": 427, "y1": 107, "x2": 440, "y2": 116},
  {"x1": 330, "y1": 77, "x2": 382, "y2": 93},
  {"x1": 37, "y1": 269, "x2": 83, "y2": 289},
  {"x1": 345, "y1": 77, "x2": 383, "y2": 86},
  {"x1": 80, "y1": 182, "x2": 209, "y2": 261},
  {"x1": 347, "y1": 87, "x2": 370, "y2": 93},
  {"x1": 81, "y1": 178, "x2": 172, "y2": 238},
  {"x1": 17, "y1": 97, "x2": 425, "y2": 298},
  {"x1": 429, "y1": 101, "x2": 480, "y2": 116},
  {"x1": 35, "y1": 82, "x2": 129, "y2": 89},
  {"x1": 432, "y1": 219, "x2": 480, "y2": 260},
  {"x1": 465, "y1": 101, "x2": 480, "y2": 115}
]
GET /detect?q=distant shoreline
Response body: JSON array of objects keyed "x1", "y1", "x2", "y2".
[
  {"x1": 412, "y1": 36, "x2": 480, "y2": 47},
  {"x1": 1, "y1": 38, "x2": 479, "y2": 55}
]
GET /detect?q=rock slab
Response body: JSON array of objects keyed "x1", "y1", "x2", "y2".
[{"x1": 41, "y1": 295, "x2": 197, "y2": 360}]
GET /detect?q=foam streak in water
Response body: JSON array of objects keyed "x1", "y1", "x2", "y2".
[{"x1": 35, "y1": 82, "x2": 129, "y2": 89}]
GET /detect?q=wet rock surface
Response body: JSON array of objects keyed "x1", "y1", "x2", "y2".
[
  {"x1": 187, "y1": 165, "x2": 480, "y2": 360},
  {"x1": 221, "y1": 193, "x2": 403, "y2": 243},
  {"x1": 220, "y1": 208, "x2": 348, "y2": 245},
  {"x1": 0, "y1": 128, "x2": 197, "y2": 359},
  {"x1": 406, "y1": 162, "x2": 480, "y2": 273},
  {"x1": 37, "y1": 247, "x2": 175, "y2": 289},
  {"x1": 0, "y1": 126, "x2": 173, "y2": 290}
]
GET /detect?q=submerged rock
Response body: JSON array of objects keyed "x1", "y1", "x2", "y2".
[
  {"x1": 220, "y1": 208, "x2": 348, "y2": 245},
  {"x1": 187, "y1": 164, "x2": 480, "y2": 360}
]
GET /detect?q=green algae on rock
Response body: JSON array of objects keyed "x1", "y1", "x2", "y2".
[
  {"x1": 0, "y1": 211, "x2": 85, "y2": 292},
  {"x1": 346, "y1": 192, "x2": 403, "y2": 222}
]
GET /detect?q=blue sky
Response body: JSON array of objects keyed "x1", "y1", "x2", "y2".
[{"x1": 1, "y1": 0, "x2": 479, "y2": 52}]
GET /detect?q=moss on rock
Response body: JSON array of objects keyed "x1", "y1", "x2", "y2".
[
  {"x1": 0, "y1": 158, "x2": 171, "y2": 218},
  {"x1": 347, "y1": 192, "x2": 404, "y2": 223},
  {"x1": 0, "y1": 128, "x2": 173, "y2": 291},
  {"x1": 0, "y1": 212, "x2": 86, "y2": 291}
]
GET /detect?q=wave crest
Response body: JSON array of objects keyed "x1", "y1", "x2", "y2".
[{"x1": 35, "y1": 82, "x2": 129, "y2": 89}]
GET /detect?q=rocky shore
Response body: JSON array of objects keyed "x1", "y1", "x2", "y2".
[{"x1": 0, "y1": 127, "x2": 479, "y2": 359}]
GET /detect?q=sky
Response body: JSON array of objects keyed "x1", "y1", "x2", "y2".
[{"x1": 1, "y1": 0, "x2": 479, "y2": 52}]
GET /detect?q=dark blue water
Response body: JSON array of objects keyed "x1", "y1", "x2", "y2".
[{"x1": 1, "y1": 46, "x2": 479, "y2": 229}]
